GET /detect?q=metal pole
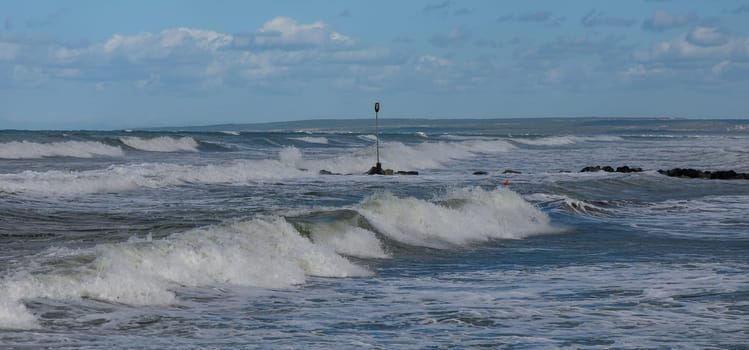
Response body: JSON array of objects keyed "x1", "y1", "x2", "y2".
[{"x1": 374, "y1": 102, "x2": 380, "y2": 168}]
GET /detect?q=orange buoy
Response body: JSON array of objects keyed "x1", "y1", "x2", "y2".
[{"x1": 503, "y1": 179, "x2": 510, "y2": 186}]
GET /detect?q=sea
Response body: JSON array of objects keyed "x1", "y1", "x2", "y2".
[{"x1": 1, "y1": 118, "x2": 748, "y2": 349}]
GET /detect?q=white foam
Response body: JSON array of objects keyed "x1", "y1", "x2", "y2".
[
  {"x1": 0, "y1": 140, "x2": 513, "y2": 195},
  {"x1": 0, "y1": 149, "x2": 309, "y2": 195},
  {"x1": 220, "y1": 131, "x2": 240, "y2": 136},
  {"x1": 310, "y1": 225, "x2": 389, "y2": 259},
  {"x1": 357, "y1": 187, "x2": 557, "y2": 248},
  {"x1": 415, "y1": 132, "x2": 428, "y2": 138},
  {"x1": 290, "y1": 136, "x2": 329, "y2": 144},
  {"x1": 358, "y1": 135, "x2": 377, "y2": 142},
  {"x1": 120, "y1": 136, "x2": 199, "y2": 152},
  {"x1": 312, "y1": 140, "x2": 514, "y2": 174},
  {"x1": 0, "y1": 141, "x2": 124, "y2": 159},
  {"x1": 0, "y1": 216, "x2": 369, "y2": 329},
  {"x1": 511, "y1": 135, "x2": 623, "y2": 146}
]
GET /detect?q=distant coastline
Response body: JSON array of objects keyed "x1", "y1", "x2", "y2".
[{"x1": 136, "y1": 117, "x2": 749, "y2": 135}]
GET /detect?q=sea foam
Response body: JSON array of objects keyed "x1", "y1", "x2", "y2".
[
  {"x1": 510, "y1": 135, "x2": 623, "y2": 146},
  {"x1": 1, "y1": 140, "x2": 514, "y2": 195},
  {"x1": 357, "y1": 187, "x2": 556, "y2": 248},
  {"x1": 120, "y1": 136, "x2": 200, "y2": 152},
  {"x1": 290, "y1": 136, "x2": 329, "y2": 144},
  {"x1": 0, "y1": 141, "x2": 124, "y2": 159},
  {"x1": 0, "y1": 216, "x2": 369, "y2": 329}
]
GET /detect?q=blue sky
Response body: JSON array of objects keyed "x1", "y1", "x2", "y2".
[{"x1": 1, "y1": 0, "x2": 749, "y2": 129}]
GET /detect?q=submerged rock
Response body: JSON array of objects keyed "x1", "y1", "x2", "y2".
[
  {"x1": 581, "y1": 166, "x2": 602, "y2": 172},
  {"x1": 473, "y1": 171, "x2": 488, "y2": 175},
  {"x1": 658, "y1": 168, "x2": 749, "y2": 180},
  {"x1": 616, "y1": 166, "x2": 643, "y2": 173},
  {"x1": 503, "y1": 169, "x2": 522, "y2": 174},
  {"x1": 365, "y1": 165, "x2": 418, "y2": 175},
  {"x1": 581, "y1": 165, "x2": 643, "y2": 173}
]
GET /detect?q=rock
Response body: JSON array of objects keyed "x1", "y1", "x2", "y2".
[
  {"x1": 319, "y1": 169, "x2": 340, "y2": 175},
  {"x1": 658, "y1": 168, "x2": 749, "y2": 180},
  {"x1": 616, "y1": 166, "x2": 642, "y2": 173},
  {"x1": 473, "y1": 171, "x2": 488, "y2": 175},
  {"x1": 396, "y1": 171, "x2": 419, "y2": 175},
  {"x1": 581, "y1": 166, "x2": 602, "y2": 172},
  {"x1": 366, "y1": 165, "x2": 384, "y2": 175},
  {"x1": 384, "y1": 169, "x2": 394, "y2": 175},
  {"x1": 503, "y1": 169, "x2": 522, "y2": 174},
  {"x1": 559, "y1": 170, "x2": 572, "y2": 173},
  {"x1": 582, "y1": 165, "x2": 643, "y2": 173}
]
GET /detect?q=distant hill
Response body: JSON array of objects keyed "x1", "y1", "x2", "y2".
[{"x1": 138, "y1": 117, "x2": 749, "y2": 135}]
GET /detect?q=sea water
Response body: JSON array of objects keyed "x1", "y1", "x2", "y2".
[{"x1": 1, "y1": 118, "x2": 747, "y2": 348}]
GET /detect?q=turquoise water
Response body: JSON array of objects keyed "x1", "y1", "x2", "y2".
[{"x1": 1, "y1": 118, "x2": 748, "y2": 348}]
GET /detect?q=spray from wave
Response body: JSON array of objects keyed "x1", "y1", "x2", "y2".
[
  {"x1": 0, "y1": 216, "x2": 369, "y2": 329},
  {"x1": 510, "y1": 136, "x2": 623, "y2": 146},
  {"x1": 0, "y1": 141, "x2": 124, "y2": 159},
  {"x1": 289, "y1": 137, "x2": 329, "y2": 144},
  {"x1": 358, "y1": 187, "x2": 556, "y2": 248},
  {"x1": 0, "y1": 186, "x2": 557, "y2": 329},
  {"x1": 120, "y1": 136, "x2": 200, "y2": 152},
  {"x1": 1, "y1": 140, "x2": 514, "y2": 195}
]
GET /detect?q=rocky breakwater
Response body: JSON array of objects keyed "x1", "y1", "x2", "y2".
[
  {"x1": 657, "y1": 168, "x2": 749, "y2": 180},
  {"x1": 580, "y1": 165, "x2": 643, "y2": 173}
]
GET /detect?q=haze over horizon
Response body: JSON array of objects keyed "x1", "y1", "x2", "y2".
[{"x1": 2, "y1": 0, "x2": 749, "y2": 130}]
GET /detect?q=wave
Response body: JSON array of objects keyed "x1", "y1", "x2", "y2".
[
  {"x1": 0, "y1": 141, "x2": 124, "y2": 159},
  {"x1": 510, "y1": 136, "x2": 623, "y2": 146},
  {"x1": 358, "y1": 187, "x2": 556, "y2": 248},
  {"x1": 439, "y1": 135, "x2": 498, "y2": 141},
  {"x1": 289, "y1": 136, "x2": 329, "y2": 144},
  {"x1": 311, "y1": 139, "x2": 515, "y2": 174},
  {"x1": 526, "y1": 193, "x2": 613, "y2": 217},
  {"x1": 0, "y1": 216, "x2": 369, "y2": 329},
  {"x1": 0, "y1": 186, "x2": 557, "y2": 329},
  {"x1": 120, "y1": 136, "x2": 200, "y2": 152},
  {"x1": 220, "y1": 131, "x2": 240, "y2": 136},
  {"x1": 1, "y1": 139, "x2": 514, "y2": 195},
  {"x1": 358, "y1": 134, "x2": 377, "y2": 142},
  {"x1": 0, "y1": 148, "x2": 309, "y2": 195}
]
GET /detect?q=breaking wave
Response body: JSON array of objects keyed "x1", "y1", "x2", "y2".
[
  {"x1": 311, "y1": 139, "x2": 515, "y2": 174},
  {"x1": 0, "y1": 216, "x2": 369, "y2": 329},
  {"x1": 0, "y1": 186, "x2": 557, "y2": 329},
  {"x1": 358, "y1": 187, "x2": 556, "y2": 248},
  {"x1": 290, "y1": 136, "x2": 329, "y2": 144},
  {"x1": 120, "y1": 136, "x2": 200, "y2": 152},
  {"x1": 1, "y1": 140, "x2": 515, "y2": 195},
  {"x1": 0, "y1": 141, "x2": 124, "y2": 159},
  {"x1": 511, "y1": 136, "x2": 623, "y2": 146}
]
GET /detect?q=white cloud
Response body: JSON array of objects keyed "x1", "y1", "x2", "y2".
[
  {"x1": 634, "y1": 28, "x2": 749, "y2": 63},
  {"x1": 686, "y1": 26, "x2": 729, "y2": 47},
  {"x1": 642, "y1": 10, "x2": 698, "y2": 32},
  {"x1": 625, "y1": 28, "x2": 749, "y2": 86},
  {"x1": 253, "y1": 17, "x2": 353, "y2": 49},
  {"x1": 3, "y1": 17, "x2": 397, "y2": 91}
]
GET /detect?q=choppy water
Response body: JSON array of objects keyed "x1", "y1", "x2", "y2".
[{"x1": 1, "y1": 118, "x2": 748, "y2": 349}]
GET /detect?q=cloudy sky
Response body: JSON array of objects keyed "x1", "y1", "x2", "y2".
[{"x1": 1, "y1": 0, "x2": 748, "y2": 129}]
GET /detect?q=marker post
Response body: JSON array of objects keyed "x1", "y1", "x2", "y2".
[{"x1": 375, "y1": 102, "x2": 381, "y2": 172}]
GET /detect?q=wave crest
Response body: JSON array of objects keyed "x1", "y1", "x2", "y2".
[
  {"x1": 0, "y1": 141, "x2": 124, "y2": 159},
  {"x1": 120, "y1": 136, "x2": 199, "y2": 152},
  {"x1": 358, "y1": 187, "x2": 556, "y2": 248},
  {"x1": 0, "y1": 216, "x2": 369, "y2": 329}
]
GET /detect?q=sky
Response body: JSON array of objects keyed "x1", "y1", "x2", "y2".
[{"x1": 1, "y1": 0, "x2": 749, "y2": 129}]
